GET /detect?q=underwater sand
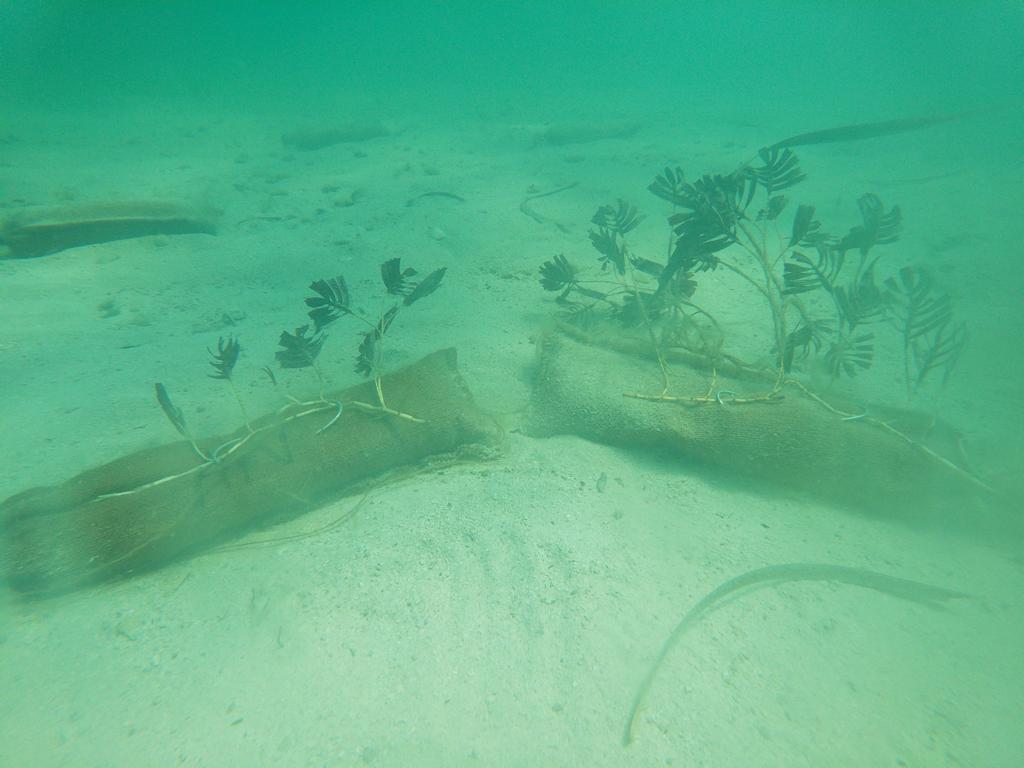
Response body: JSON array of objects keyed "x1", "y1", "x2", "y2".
[{"x1": 1, "y1": 107, "x2": 1023, "y2": 767}]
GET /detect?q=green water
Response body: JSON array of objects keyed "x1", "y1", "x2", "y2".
[{"x1": 1, "y1": 2, "x2": 1022, "y2": 766}]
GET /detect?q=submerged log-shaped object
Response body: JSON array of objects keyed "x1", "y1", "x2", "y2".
[
  {"x1": 0, "y1": 200, "x2": 217, "y2": 259},
  {"x1": 0, "y1": 349, "x2": 497, "y2": 597}
]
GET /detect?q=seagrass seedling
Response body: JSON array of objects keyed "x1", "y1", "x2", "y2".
[
  {"x1": 299, "y1": 257, "x2": 446, "y2": 412},
  {"x1": 539, "y1": 150, "x2": 965, "y2": 405}
]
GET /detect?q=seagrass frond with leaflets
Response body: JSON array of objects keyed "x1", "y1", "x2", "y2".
[
  {"x1": 838, "y1": 193, "x2": 901, "y2": 256},
  {"x1": 825, "y1": 332, "x2": 875, "y2": 378},
  {"x1": 789, "y1": 204, "x2": 821, "y2": 248},
  {"x1": 276, "y1": 325, "x2": 325, "y2": 369},
  {"x1": 781, "y1": 319, "x2": 833, "y2": 371},
  {"x1": 381, "y1": 258, "x2": 418, "y2": 296},
  {"x1": 648, "y1": 166, "x2": 687, "y2": 205},
  {"x1": 834, "y1": 262, "x2": 885, "y2": 329},
  {"x1": 747, "y1": 147, "x2": 806, "y2": 195},
  {"x1": 591, "y1": 200, "x2": 645, "y2": 234},
  {"x1": 630, "y1": 254, "x2": 666, "y2": 278},
  {"x1": 403, "y1": 267, "x2": 447, "y2": 306},
  {"x1": 884, "y1": 266, "x2": 952, "y2": 341},
  {"x1": 207, "y1": 336, "x2": 241, "y2": 380},
  {"x1": 783, "y1": 248, "x2": 844, "y2": 295},
  {"x1": 667, "y1": 173, "x2": 750, "y2": 244},
  {"x1": 914, "y1": 321, "x2": 967, "y2": 389},
  {"x1": 355, "y1": 306, "x2": 399, "y2": 376},
  {"x1": 758, "y1": 195, "x2": 788, "y2": 222},
  {"x1": 305, "y1": 276, "x2": 351, "y2": 331},
  {"x1": 615, "y1": 290, "x2": 661, "y2": 328},
  {"x1": 589, "y1": 227, "x2": 627, "y2": 274},
  {"x1": 658, "y1": 230, "x2": 726, "y2": 290},
  {"x1": 539, "y1": 253, "x2": 579, "y2": 297},
  {"x1": 661, "y1": 268, "x2": 698, "y2": 299}
]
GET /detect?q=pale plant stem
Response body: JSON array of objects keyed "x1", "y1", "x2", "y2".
[
  {"x1": 228, "y1": 379, "x2": 254, "y2": 433},
  {"x1": 311, "y1": 360, "x2": 328, "y2": 401},
  {"x1": 736, "y1": 219, "x2": 787, "y2": 389},
  {"x1": 622, "y1": 246, "x2": 670, "y2": 394},
  {"x1": 91, "y1": 395, "x2": 423, "y2": 503}
]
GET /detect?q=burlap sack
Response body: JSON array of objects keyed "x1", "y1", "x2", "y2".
[
  {"x1": 527, "y1": 329, "x2": 1001, "y2": 525},
  {"x1": 1, "y1": 349, "x2": 496, "y2": 596}
]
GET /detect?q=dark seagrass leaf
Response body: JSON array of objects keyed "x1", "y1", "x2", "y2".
[
  {"x1": 573, "y1": 285, "x2": 608, "y2": 301},
  {"x1": 789, "y1": 204, "x2": 817, "y2": 248},
  {"x1": 783, "y1": 260, "x2": 818, "y2": 295},
  {"x1": 306, "y1": 276, "x2": 350, "y2": 309},
  {"x1": 780, "y1": 318, "x2": 832, "y2": 371},
  {"x1": 664, "y1": 269, "x2": 698, "y2": 298},
  {"x1": 917, "y1": 304, "x2": 954, "y2": 336},
  {"x1": 913, "y1": 321, "x2": 967, "y2": 390},
  {"x1": 355, "y1": 306, "x2": 399, "y2": 375},
  {"x1": 589, "y1": 228, "x2": 626, "y2": 274},
  {"x1": 558, "y1": 301, "x2": 598, "y2": 328},
  {"x1": 276, "y1": 325, "x2": 325, "y2": 369},
  {"x1": 668, "y1": 173, "x2": 747, "y2": 242},
  {"x1": 630, "y1": 255, "x2": 665, "y2": 277},
  {"x1": 381, "y1": 258, "x2": 418, "y2": 295},
  {"x1": 355, "y1": 333, "x2": 377, "y2": 376},
  {"x1": 783, "y1": 248, "x2": 843, "y2": 295},
  {"x1": 616, "y1": 290, "x2": 666, "y2": 328},
  {"x1": 659, "y1": 232, "x2": 723, "y2": 289},
  {"x1": 884, "y1": 266, "x2": 952, "y2": 341},
  {"x1": 591, "y1": 199, "x2": 645, "y2": 234},
  {"x1": 733, "y1": 168, "x2": 759, "y2": 210},
  {"x1": 404, "y1": 267, "x2": 446, "y2": 305},
  {"x1": 539, "y1": 253, "x2": 579, "y2": 295},
  {"x1": 835, "y1": 260, "x2": 884, "y2": 329},
  {"x1": 305, "y1": 276, "x2": 351, "y2": 330},
  {"x1": 648, "y1": 166, "x2": 687, "y2": 205},
  {"x1": 838, "y1": 194, "x2": 901, "y2": 255},
  {"x1": 207, "y1": 335, "x2": 241, "y2": 380},
  {"x1": 825, "y1": 332, "x2": 874, "y2": 378},
  {"x1": 308, "y1": 305, "x2": 337, "y2": 332},
  {"x1": 759, "y1": 195, "x2": 787, "y2": 221},
  {"x1": 750, "y1": 147, "x2": 806, "y2": 194},
  {"x1": 155, "y1": 382, "x2": 188, "y2": 437}
]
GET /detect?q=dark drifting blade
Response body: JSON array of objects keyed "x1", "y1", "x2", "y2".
[
  {"x1": 767, "y1": 114, "x2": 957, "y2": 151},
  {"x1": 155, "y1": 382, "x2": 189, "y2": 437}
]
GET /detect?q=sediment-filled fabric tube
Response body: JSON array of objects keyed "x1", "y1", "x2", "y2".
[{"x1": 1, "y1": 349, "x2": 497, "y2": 596}]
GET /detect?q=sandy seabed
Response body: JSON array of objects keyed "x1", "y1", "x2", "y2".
[{"x1": 1, "y1": 105, "x2": 1022, "y2": 767}]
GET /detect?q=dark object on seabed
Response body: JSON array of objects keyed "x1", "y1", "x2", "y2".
[
  {"x1": 281, "y1": 121, "x2": 390, "y2": 150},
  {"x1": 767, "y1": 114, "x2": 956, "y2": 151},
  {"x1": 0, "y1": 349, "x2": 496, "y2": 598},
  {"x1": 0, "y1": 201, "x2": 217, "y2": 259},
  {"x1": 623, "y1": 563, "x2": 970, "y2": 746}
]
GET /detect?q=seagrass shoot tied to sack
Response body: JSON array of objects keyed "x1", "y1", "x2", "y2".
[
  {"x1": 530, "y1": 148, "x2": 1008, "y2": 522},
  {"x1": 1, "y1": 260, "x2": 497, "y2": 597}
]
